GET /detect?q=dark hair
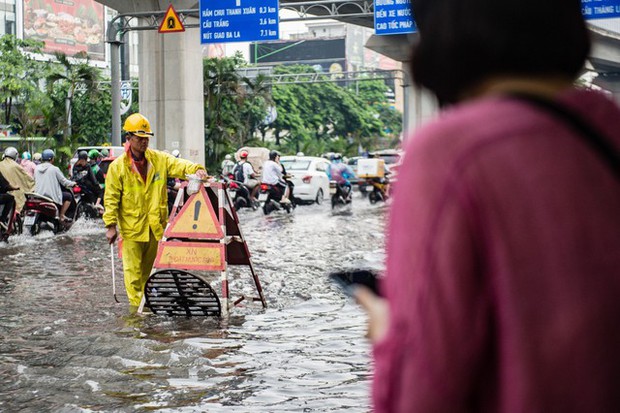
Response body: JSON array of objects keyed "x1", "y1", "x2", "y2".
[
  {"x1": 269, "y1": 150, "x2": 280, "y2": 161},
  {"x1": 410, "y1": 0, "x2": 590, "y2": 105}
]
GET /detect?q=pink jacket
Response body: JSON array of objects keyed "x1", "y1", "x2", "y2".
[
  {"x1": 375, "y1": 89, "x2": 620, "y2": 412},
  {"x1": 20, "y1": 159, "x2": 36, "y2": 177}
]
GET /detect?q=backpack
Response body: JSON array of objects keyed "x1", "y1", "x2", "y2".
[{"x1": 233, "y1": 162, "x2": 245, "y2": 182}]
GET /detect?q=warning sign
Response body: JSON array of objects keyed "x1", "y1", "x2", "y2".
[
  {"x1": 164, "y1": 186, "x2": 224, "y2": 240},
  {"x1": 154, "y1": 241, "x2": 225, "y2": 271},
  {"x1": 158, "y1": 5, "x2": 185, "y2": 33}
]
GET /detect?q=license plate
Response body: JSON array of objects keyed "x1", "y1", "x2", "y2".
[
  {"x1": 258, "y1": 192, "x2": 268, "y2": 202},
  {"x1": 228, "y1": 190, "x2": 236, "y2": 198},
  {"x1": 24, "y1": 215, "x2": 36, "y2": 226},
  {"x1": 329, "y1": 187, "x2": 337, "y2": 195}
]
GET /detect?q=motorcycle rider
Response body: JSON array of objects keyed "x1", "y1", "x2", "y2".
[
  {"x1": 327, "y1": 153, "x2": 356, "y2": 200},
  {"x1": 103, "y1": 113, "x2": 208, "y2": 309},
  {"x1": 261, "y1": 150, "x2": 291, "y2": 204},
  {"x1": 233, "y1": 150, "x2": 259, "y2": 201},
  {"x1": 34, "y1": 149, "x2": 76, "y2": 223},
  {"x1": 32, "y1": 152, "x2": 42, "y2": 165},
  {"x1": 87, "y1": 149, "x2": 106, "y2": 191},
  {"x1": 0, "y1": 170, "x2": 18, "y2": 230},
  {"x1": 20, "y1": 151, "x2": 36, "y2": 177},
  {"x1": 0, "y1": 147, "x2": 35, "y2": 213},
  {"x1": 221, "y1": 154, "x2": 235, "y2": 176},
  {"x1": 73, "y1": 150, "x2": 103, "y2": 210}
]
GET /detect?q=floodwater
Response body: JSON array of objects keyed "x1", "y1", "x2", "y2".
[{"x1": 0, "y1": 196, "x2": 387, "y2": 412}]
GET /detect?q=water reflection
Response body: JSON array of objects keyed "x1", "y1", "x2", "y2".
[{"x1": 0, "y1": 198, "x2": 385, "y2": 411}]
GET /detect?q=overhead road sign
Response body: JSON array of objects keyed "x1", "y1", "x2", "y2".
[
  {"x1": 582, "y1": 0, "x2": 620, "y2": 20},
  {"x1": 374, "y1": 0, "x2": 415, "y2": 35},
  {"x1": 158, "y1": 5, "x2": 186, "y2": 33},
  {"x1": 373, "y1": 0, "x2": 620, "y2": 36},
  {"x1": 199, "y1": 0, "x2": 280, "y2": 44}
]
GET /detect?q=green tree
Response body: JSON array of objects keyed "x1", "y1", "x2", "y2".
[
  {"x1": 72, "y1": 87, "x2": 111, "y2": 146},
  {"x1": 203, "y1": 54, "x2": 270, "y2": 170},
  {"x1": 204, "y1": 56, "x2": 244, "y2": 169},
  {"x1": 0, "y1": 35, "x2": 45, "y2": 125},
  {"x1": 270, "y1": 65, "x2": 388, "y2": 157},
  {"x1": 46, "y1": 51, "x2": 101, "y2": 152}
]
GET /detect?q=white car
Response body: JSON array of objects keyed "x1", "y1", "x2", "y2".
[{"x1": 280, "y1": 156, "x2": 331, "y2": 204}]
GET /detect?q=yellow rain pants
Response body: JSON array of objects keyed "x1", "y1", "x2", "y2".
[
  {"x1": 103, "y1": 148, "x2": 206, "y2": 306},
  {"x1": 121, "y1": 230, "x2": 159, "y2": 307}
]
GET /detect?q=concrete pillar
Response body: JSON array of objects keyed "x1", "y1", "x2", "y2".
[
  {"x1": 98, "y1": 0, "x2": 204, "y2": 165},
  {"x1": 139, "y1": 28, "x2": 205, "y2": 165}
]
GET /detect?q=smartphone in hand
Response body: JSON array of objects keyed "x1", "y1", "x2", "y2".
[{"x1": 329, "y1": 269, "x2": 382, "y2": 297}]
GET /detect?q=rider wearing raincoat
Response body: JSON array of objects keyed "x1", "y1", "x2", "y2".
[
  {"x1": 0, "y1": 147, "x2": 35, "y2": 213},
  {"x1": 103, "y1": 113, "x2": 208, "y2": 308}
]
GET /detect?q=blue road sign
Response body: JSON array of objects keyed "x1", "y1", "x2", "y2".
[
  {"x1": 200, "y1": 0, "x2": 279, "y2": 44},
  {"x1": 582, "y1": 0, "x2": 620, "y2": 20},
  {"x1": 374, "y1": 0, "x2": 620, "y2": 36},
  {"x1": 374, "y1": 0, "x2": 415, "y2": 36}
]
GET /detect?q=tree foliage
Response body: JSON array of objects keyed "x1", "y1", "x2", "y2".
[
  {"x1": 270, "y1": 65, "x2": 401, "y2": 156},
  {"x1": 203, "y1": 54, "x2": 271, "y2": 170},
  {"x1": 0, "y1": 35, "x2": 45, "y2": 125}
]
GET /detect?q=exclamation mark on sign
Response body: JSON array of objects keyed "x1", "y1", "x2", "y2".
[{"x1": 192, "y1": 201, "x2": 202, "y2": 230}]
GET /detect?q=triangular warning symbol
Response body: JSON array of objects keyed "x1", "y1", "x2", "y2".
[
  {"x1": 165, "y1": 186, "x2": 224, "y2": 240},
  {"x1": 158, "y1": 5, "x2": 185, "y2": 33}
]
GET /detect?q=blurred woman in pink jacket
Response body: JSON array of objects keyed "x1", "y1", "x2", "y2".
[{"x1": 357, "y1": 0, "x2": 620, "y2": 412}]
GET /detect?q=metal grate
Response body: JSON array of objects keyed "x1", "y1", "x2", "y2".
[{"x1": 144, "y1": 269, "x2": 221, "y2": 317}]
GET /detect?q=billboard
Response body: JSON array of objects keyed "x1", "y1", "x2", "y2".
[
  {"x1": 23, "y1": 0, "x2": 105, "y2": 61},
  {"x1": 250, "y1": 38, "x2": 347, "y2": 74}
]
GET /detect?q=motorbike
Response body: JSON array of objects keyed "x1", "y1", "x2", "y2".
[
  {"x1": 0, "y1": 189, "x2": 22, "y2": 242},
  {"x1": 219, "y1": 173, "x2": 259, "y2": 211},
  {"x1": 73, "y1": 184, "x2": 103, "y2": 220},
  {"x1": 367, "y1": 177, "x2": 390, "y2": 204},
  {"x1": 329, "y1": 180, "x2": 353, "y2": 209},
  {"x1": 22, "y1": 189, "x2": 81, "y2": 235},
  {"x1": 258, "y1": 183, "x2": 294, "y2": 215},
  {"x1": 228, "y1": 180, "x2": 259, "y2": 211}
]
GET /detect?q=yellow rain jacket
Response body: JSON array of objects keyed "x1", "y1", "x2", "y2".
[
  {"x1": 0, "y1": 158, "x2": 35, "y2": 212},
  {"x1": 103, "y1": 148, "x2": 204, "y2": 241}
]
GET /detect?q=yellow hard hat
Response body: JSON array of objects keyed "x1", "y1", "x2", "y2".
[{"x1": 123, "y1": 113, "x2": 153, "y2": 138}]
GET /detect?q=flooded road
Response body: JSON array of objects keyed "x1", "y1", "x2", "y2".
[{"x1": 0, "y1": 197, "x2": 386, "y2": 412}]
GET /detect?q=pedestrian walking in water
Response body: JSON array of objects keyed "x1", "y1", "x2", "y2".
[
  {"x1": 356, "y1": 0, "x2": 620, "y2": 411},
  {"x1": 103, "y1": 113, "x2": 208, "y2": 309}
]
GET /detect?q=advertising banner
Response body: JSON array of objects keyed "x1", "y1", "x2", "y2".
[{"x1": 23, "y1": 0, "x2": 105, "y2": 60}]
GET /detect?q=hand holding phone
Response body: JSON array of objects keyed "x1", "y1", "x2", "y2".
[{"x1": 328, "y1": 269, "x2": 382, "y2": 297}]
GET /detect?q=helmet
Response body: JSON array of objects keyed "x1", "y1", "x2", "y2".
[
  {"x1": 41, "y1": 149, "x2": 55, "y2": 162},
  {"x1": 123, "y1": 113, "x2": 153, "y2": 138},
  {"x1": 22, "y1": 151, "x2": 32, "y2": 160},
  {"x1": 333, "y1": 153, "x2": 342, "y2": 161},
  {"x1": 88, "y1": 149, "x2": 101, "y2": 159},
  {"x1": 171, "y1": 149, "x2": 180, "y2": 158},
  {"x1": 100, "y1": 148, "x2": 109, "y2": 157},
  {"x1": 224, "y1": 154, "x2": 232, "y2": 160},
  {"x1": 78, "y1": 150, "x2": 88, "y2": 160},
  {"x1": 3, "y1": 147, "x2": 18, "y2": 160},
  {"x1": 33, "y1": 152, "x2": 42, "y2": 161},
  {"x1": 269, "y1": 150, "x2": 280, "y2": 161},
  {"x1": 296, "y1": 152, "x2": 305, "y2": 157},
  {"x1": 239, "y1": 150, "x2": 249, "y2": 159}
]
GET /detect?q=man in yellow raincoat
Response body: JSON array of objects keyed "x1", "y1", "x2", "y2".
[
  {"x1": 0, "y1": 147, "x2": 35, "y2": 212},
  {"x1": 103, "y1": 113, "x2": 208, "y2": 308}
]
